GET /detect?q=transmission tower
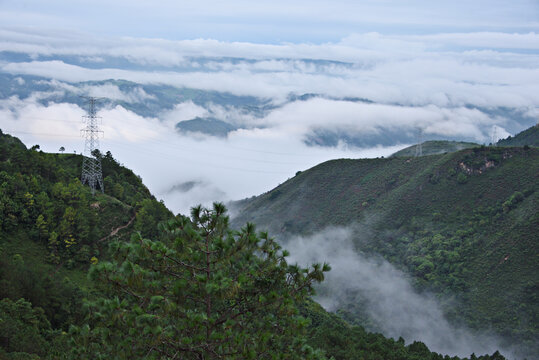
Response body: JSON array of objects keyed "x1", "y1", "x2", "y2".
[
  {"x1": 491, "y1": 125, "x2": 497, "y2": 146},
  {"x1": 81, "y1": 97, "x2": 104, "y2": 195},
  {"x1": 414, "y1": 128, "x2": 423, "y2": 157}
]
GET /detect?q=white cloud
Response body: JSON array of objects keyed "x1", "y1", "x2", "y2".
[
  {"x1": 2, "y1": 25, "x2": 538, "y2": 212},
  {"x1": 1, "y1": 1, "x2": 538, "y2": 43},
  {"x1": 161, "y1": 101, "x2": 209, "y2": 126},
  {"x1": 82, "y1": 84, "x2": 156, "y2": 103},
  {"x1": 286, "y1": 227, "x2": 514, "y2": 358},
  {"x1": 0, "y1": 94, "x2": 404, "y2": 214},
  {"x1": 256, "y1": 99, "x2": 503, "y2": 143}
]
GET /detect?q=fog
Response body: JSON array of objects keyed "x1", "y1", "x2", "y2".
[
  {"x1": 285, "y1": 227, "x2": 514, "y2": 358},
  {"x1": 2, "y1": 93, "x2": 410, "y2": 215},
  {"x1": 2, "y1": 22, "x2": 538, "y2": 217}
]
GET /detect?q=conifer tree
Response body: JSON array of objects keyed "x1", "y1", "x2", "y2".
[{"x1": 70, "y1": 203, "x2": 330, "y2": 359}]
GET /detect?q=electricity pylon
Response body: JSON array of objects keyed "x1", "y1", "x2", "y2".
[
  {"x1": 491, "y1": 125, "x2": 497, "y2": 146},
  {"x1": 414, "y1": 128, "x2": 423, "y2": 157},
  {"x1": 81, "y1": 97, "x2": 104, "y2": 195}
]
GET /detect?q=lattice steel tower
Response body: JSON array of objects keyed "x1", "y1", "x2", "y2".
[
  {"x1": 414, "y1": 128, "x2": 423, "y2": 157},
  {"x1": 81, "y1": 97, "x2": 104, "y2": 195},
  {"x1": 491, "y1": 125, "x2": 498, "y2": 146}
]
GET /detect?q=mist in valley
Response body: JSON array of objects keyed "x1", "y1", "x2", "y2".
[{"x1": 284, "y1": 226, "x2": 515, "y2": 359}]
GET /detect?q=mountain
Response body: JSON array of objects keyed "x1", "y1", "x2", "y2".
[
  {"x1": 1, "y1": 71, "x2": 537, "y2": 149},
  {"x1": 497, "y1": 124, "x2": 539, "y2": 147},
  {"x1": 390, "y1": 140, "x2": 480, "y2": 157},
  {"x1": 231, "y1": 145, "x2": 539, "y2": 358},
  {"x1": 0, "y1": 130, "x2": 508, "y2": 360},
  {"x1": 175, "y1": 116, "x2": 238, "y2": 137},
  {"x1": 0, "y1": 129, "x2": 172, "y2": 357}
]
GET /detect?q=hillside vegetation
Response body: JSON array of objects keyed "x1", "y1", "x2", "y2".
[
  {"x1": 0, "y1": 129, "x2": 172, "y2": 358},
  {"x1": 391, "y1": 140, "x2": 479, "y2": 157},
  {"x1": 232, "y1": 143, "x2": 539, "y2": 357},
  {"x1": 0, "y1": 129, "x2": 509, "y2": 359},
  {"x1": 496, "y1": 125, "x2": 539, "y2": 147}
]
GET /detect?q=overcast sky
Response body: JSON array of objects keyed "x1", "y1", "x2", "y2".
[
  {"x1": 1, "y1": 1, "x2": 539, "y2": 214},
  {"x1": 1, "y1": 0, "x2": 538, "y2": 42}
]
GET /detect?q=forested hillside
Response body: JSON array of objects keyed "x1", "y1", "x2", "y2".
[
  {"x1": 0, "y1": 130, "x2": 172, "y2": 358},
  {"x1": 496, "y1": 125, "x2": 539, "y2": 147},
  {"x1": 390, "y1": 140, "x2": 479, "y2": 157},
  {"x1": 0, "y1": 130, "x2": 509, "y2": 359},
  {"x1": 232, "y1": 143, "x2": 539, "y2": 358}
]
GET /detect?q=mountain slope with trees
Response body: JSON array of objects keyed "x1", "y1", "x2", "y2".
[
  {"x1": 390, "y1": 140, "x2": 480, "y2": 157},
  {"x1": 232, "y1": 143, "x2": 539, "y2": 358},
  {"x1": 0, "y1": 129, "x2": 172, "y2": 358},
  {"x1": 496, "y1": 124, "x2": 539, "y2": 147},
  {"x1": 0, "y1": 130, "x2": 509, "y2": 359}
]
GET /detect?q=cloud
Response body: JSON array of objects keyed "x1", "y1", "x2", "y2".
[
  {"x1": 285, "y1": 227, "x2": 513, "y2": 358},
  {"x1": 2, "y1": 26, "x2": 538, "y2": 213},
  {"x1": 161, "y1": 101, "x2": 209, "y2": 126},
  {"x1": 1, "y1": 1, "x2": 538, "y2": 43},
  {"x1": 401, "y1": 32, "x2": 539, "y2": 51},
  {"x1": 4, "y1": 57, "x2": 539, "y2": 114},
  {"x1": 2, "y1": 27, "x2": 539, "y2": 115},
  {"x1": 1, "y1": 93, "x2": 407, "y2": 214},
  {"x1": 0, "y1": 95, "x2": 84, "y2": 141},
  {"x1": 0, "y1": 84, "x2": 528, "y2": 217},
  {"x1": 82, "y1": 84, "x2": 156, "y2": 103},
  {"x1": 3, "y1": 29, "x2": 539, "y2": 112},
  {"x1": 160, "y1": 180, "x2": 227, "y2": 215},
  {"x1": 258, "y1": 98, "x2": 506, "y2": 143}
]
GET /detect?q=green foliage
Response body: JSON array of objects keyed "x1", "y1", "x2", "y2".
[
  {"x1": 302, "y1": 301, "x2": 504, "y2": 360},
  {"x1": 70, "y1": 203, "x2": 329, "y2": 359},
  {"x1": 0, "y1": 132, "x2": 172, "y2": 264},
  {"x1": 0, "y1": 130, "x2": 517, "y2": 359},
  {"x1": 502, "y1": 191, "x2": 523, "y2": 212},
  {"x1": 0, "y1": 296, "x2": 71, "y2": 359},
  {"x1": 0, "y1": 298, "x2": 51, "y2": 357},
  {"x1": 233, "y1": 146, "x2": 539, "y2": 355},
  {"x1": 0, "y1": 131, "x2": 173, "y2": 357},
  {"x1": 456, "y1": 173, "x2": 468, "y2": 184},
  {"x1": 496, "y1": 125, "x2": 539, "y2": 147},
  {"x1": 133, "y1": 198, "x2": 171, "y2": 239},
  {"x1": 98, "y1": 150, "x2": 153, "y2": 206},
  {"x1": 391, "y1": 140, "x2": 480, "y2": 158}
]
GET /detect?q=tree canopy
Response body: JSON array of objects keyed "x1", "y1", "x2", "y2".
[{"x1": 70, "y1": 203, "x2": 330, "y2": 359}]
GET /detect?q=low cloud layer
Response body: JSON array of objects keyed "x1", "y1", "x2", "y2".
[
  {"x1": 1, "y1": 26, "x2": 538, "y2": 213},
  {"x1": 285, "y1": 227, "x2": 513, "y2": 358},
  {"x1": 2, "y1": 28, "x2": 539, "y2": 109},
  {"x1": 1, "y1": 94, "x2": 405, "y2": 215}
]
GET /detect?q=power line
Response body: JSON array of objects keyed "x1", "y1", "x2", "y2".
[
  {"x1": 107, "y1": 140, "x2": 293, "y2": 175},
  {"x1": 0, "y1": 130, "x2": 81, "y2": 138},
  {"x1": 3, "y1": 128, "x2": 294, "y2": 174},
  {"x1": 3, "y1": 127, "x2": 355, "y2": 174}
]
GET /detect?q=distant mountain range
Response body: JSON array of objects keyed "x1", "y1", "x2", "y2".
[{"x1": 1, "y1": 69, "x2": 537, "y2": 148}]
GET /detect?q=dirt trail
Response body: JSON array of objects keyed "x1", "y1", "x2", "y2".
[{"x1": 99, "y1": 214, "x2": 136, "y2": 243}]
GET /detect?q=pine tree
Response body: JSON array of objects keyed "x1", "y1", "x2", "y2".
[{"x1": 70, "y1": 203, "x2": 330, "y2": 359}]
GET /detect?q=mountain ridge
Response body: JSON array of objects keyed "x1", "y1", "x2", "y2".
[
  {"x1": 231, "y1": 142, "x2": 539, "y2": 358},
  {"x1": 1, "y1": 129, "x2": 512, "y2": 359}
]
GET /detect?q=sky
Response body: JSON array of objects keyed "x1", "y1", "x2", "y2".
[
  {"x1": 1, "y1": 0, "x2": 538, "y2": 42},
  {"x1": 1, "y1": 1, "x2": 539, "y2": 215}
]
